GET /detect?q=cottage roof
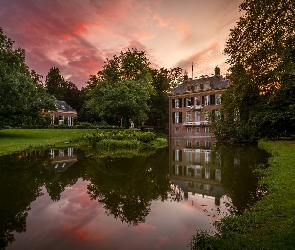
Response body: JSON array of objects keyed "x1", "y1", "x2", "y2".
[
  {"x1": 171, "y1": 75, "x2": 229, "y2": 95},
  {"x1": 55, "y1": 100, "x2": 76, "y2": 112}
]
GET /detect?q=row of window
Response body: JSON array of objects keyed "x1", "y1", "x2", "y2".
[
  {"x1": 175, "y1": 127, "x2": 210, "y2": 133},
  {"x1": 172, "y1": 94, "x2": 221, "y2": 108},
  {"x1": 172, "y1": 110, "x2": 220, "y2": 124},
  {"x1": 172, "y1": 165, "x2": 221, "y2": 182}
]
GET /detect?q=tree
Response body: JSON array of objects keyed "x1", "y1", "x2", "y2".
[
  {"x1": 0, "y1": 27, "x2": 55, "y2": 127},
  {"x1": 45, "y1": 67, "x2": 67, "y2": 100},
  {"x1": 86, "y1": 49, "x2": 154, "y2": 127},
  {"x1": 97, "y1": 48, "x2": 151, "y2": 83},
  {"x1": 213, "y1": 0, "x2": 295, "y2": 141},
  {"x1": 147, "y1": 68, "x2": 171, "y2": 127},
  {"x1": 86, "y1": 76, "x2": 154, "y2": 127},
  {"x1": 64, "y1": 81, "x2": 80, "y2": 110}
]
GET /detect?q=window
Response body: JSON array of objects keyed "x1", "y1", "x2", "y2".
[
  {"x1": 175, "y1": 99, "x2": 179, "y2": 108},
  {"x1": 186, "y1": 151, "x2": 192, "y2": 162},
  {"x1": 175, "y1": 127, "x2": 179, "y2": 133},
  {"x1": 175, "y1": 150, "x2": 181, "y2": 161},
  {"x1": 175, "y1": 140, "x2": 180, "y2": 146},
  {"x1": 195, "y1": 111, "x2": 200, "y2": 122},
  {"x1": 215, "y1": 169, "x2": 221, "y2": 181},
  {"x1": 196, "y1": 141, "x2": 200, "y2": 147},
  {"x1": 175, "y1": 112, "x2": 180, "y2": 123},
  {"x1": 186, "y1": 98, "x2": 192, "y2": 107},
  {"x1": 50, "y1": 116, "x2": 54, "y2": 125},
  {"x1": 186, "y1": 112, "x2": 192, "y2": 122},
  {"x1": 186, "y1": 141, "x2": 192, "y2": 147},
  {"x1": 204, "y1": 81, "x2": 211, "y2": 90},
  {"x1": 204, "y1": 169, "x2": 210, "y2": 179},
  {"x1": 205, "y1": 127, "x2": 210, "y2": 133},
  {"x1": 204, "y1": 96, "x2": 210, "y2": 106},
  {"x1": 196, "y1": 127, "x2": 200, "y2": 133},
  {"x1": 68, "y1": 147, "x2": 73, "y2": 156},
  {"x1": 216, "y1": 94, "x2": 221, "y2": 105},
  {"x1": 68, "y1": 116, "x2": 74, "y2": 126},
  {"x1": 195, "y1": 96, "x2": 201, "y2": 105},
  {"x1": 58, "y1": 116, "x2": 64, "y2": 124},
  {"x1": 205, "y1": 141, "x2": 211, "y2": 147},
  {"x1": 205, "y1": 151, "x2": 210, "y2": 163},
  {"x1": 187, "y1": 127, "x2": 192, "y2": 133},
  {"x1": 174, "y1": 165, "x2": 180, "y2": 175},
  {"x1": 59, "y1": 149, "x2": 65, "y2": 157},
  {"x1": 195, "y1": 151, "x2": 200, "y2": 163}
]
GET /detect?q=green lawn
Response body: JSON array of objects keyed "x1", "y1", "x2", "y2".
[
  {"x1": 190, "y1": 140, "x2": 295, "y2": 250},
  {"x1": 0, "y1": 129, "x2": 97, "y2": 155}
]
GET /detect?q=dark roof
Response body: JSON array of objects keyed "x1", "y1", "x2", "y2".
[
  {"x1": 171, "y1": 75, "x2": 229, "y2": 95},
  {"x1": 55, "y1": 100, "x2": 76, "y2": 112}
]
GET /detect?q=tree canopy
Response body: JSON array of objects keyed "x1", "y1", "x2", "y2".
[
  {"x1": 213, "y1": 0, "x2": 295, "y2": 141},
  {"x1": 0, "y1": 28, "x2": 55, "y2": 127}
]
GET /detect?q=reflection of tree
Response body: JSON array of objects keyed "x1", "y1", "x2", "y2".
[
  {"x1": 213, "y1": 144, "x2": 270, "y2": 214},
  {"x1": 0, "y1": 148, "x2": 85, "y2": 249},
  {"x1": 86, "y1": 147, "x2": 171, "y2": 225},
  {"x1": 0, "y1": 153, "x2": 46, "y2": 249}
]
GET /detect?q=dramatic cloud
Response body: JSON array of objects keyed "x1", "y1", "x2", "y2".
[{"x1": 0, "y1": 0, "x2": 243, "y2": 88}]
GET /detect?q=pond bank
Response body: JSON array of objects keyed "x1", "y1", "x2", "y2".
[
  {"x1": 0, "y1": 129, "x2": 97, "y2": 155},
  {"x1": 189, "y1": 140, "x2": 295, "y2": 250},
  {"x1": 0, "y1": 129, "x2": 167, "y2": 156}
]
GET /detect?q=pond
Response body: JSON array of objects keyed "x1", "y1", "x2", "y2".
[{"x1": 0, "y1": 137, "x2": 270, "y2": 250}]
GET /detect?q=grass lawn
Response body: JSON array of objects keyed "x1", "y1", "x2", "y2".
[
  {"x1": 0, "y1": 129, "x2": 97, "y2": 155},
  {"x1": 190, "y1": 140, "x2": 295, "y2": 250}
]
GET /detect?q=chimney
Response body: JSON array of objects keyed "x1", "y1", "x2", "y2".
[
  {"x1": 214, "y1": 66, "x2": 220, "y2": 76},
  {"x1": 184, "y1": 70, "x2": 188, "y2": 81}
]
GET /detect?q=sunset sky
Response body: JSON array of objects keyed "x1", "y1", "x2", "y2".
[{"x1": 0, "y1": 0, "x2": 243, "y2": 88}]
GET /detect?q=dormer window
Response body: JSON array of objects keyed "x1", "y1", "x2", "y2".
[{"x1": 204, "y1": 81, "x2": 211, "y2": 90}]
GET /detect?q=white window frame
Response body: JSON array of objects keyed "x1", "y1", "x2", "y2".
[
  {"x1": 205, "y1": 96, "x2": 210, "y2": 106},
  {"x1": 175, "y1": 112, "x2": 180, "y2": 123},
  {"x1": 195, "y1": 111, "x2": 200, "y2": 122},
  {"x1": 216, "y1": 94, "x2": 221, "y2": 105},
  {"x1": 187, "y1": 111, "x2": 192, "y2": 122}
]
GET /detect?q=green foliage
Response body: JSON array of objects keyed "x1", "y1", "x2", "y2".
[
  {"x1": 213, "y1": 0, "x2": 295, "y2": 141},
  {"x1": 86, "y1": 74, "x2": 154, "y2": 127},
  {"x1": 86, "y1": 130, "x2": 156, "y2": 143},
  {"x1": 0, "y1": 28, "x2": 55, "y2": 128},
  {"x1": 45, "y1": 67, "x2": 67, "y2": 100}
]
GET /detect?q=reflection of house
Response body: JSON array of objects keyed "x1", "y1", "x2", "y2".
[
  {"x1": 169, "y1": 137, "x2": 226, "y2": 205},
  {"x1": 47, "y1": 100, "x2": 77, "y2": 126},
  {"x1": 47, "y1": 147, "x2": 77, "y2": 172},
  {"x1": 168, "y1": 67, "x2": 229, "y2": 137},
  {"x1": 20, "y1": 147, "x2": 77, "y2": 172}
]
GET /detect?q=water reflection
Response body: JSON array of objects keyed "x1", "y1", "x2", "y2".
[
  {"x1": 0, "y1": 140, "x2": 270, "y2": 249},
  {"x1": 169, "y1": 137, "x2": 270, "y2": 214}
]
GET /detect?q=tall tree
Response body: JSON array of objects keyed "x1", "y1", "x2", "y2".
[
  {"x1": 86, "y1": 49, "x2": 154, "y2": 127},
  {"x1": 213, "y1": 0, "x2": 295, "y2": 141},
  {"x1": 0, "y1": 27, "x2": 55, "y2": 127},
  {"x1": 45, "y1": 67, "x2": 67, "y2": 100},
  {"x1": 64, "y1": 81, "x2": 80, "y2": 110}
]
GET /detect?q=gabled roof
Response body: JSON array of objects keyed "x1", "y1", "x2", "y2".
[
  {"x1": 55, "y1": 100, "x2": 76, "y2": 112},
  {"x1": 171, "y1": 75, "x2": 229, "y2": 95}
]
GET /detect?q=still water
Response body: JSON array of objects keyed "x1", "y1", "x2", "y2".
[{"x1": 0, "y1": 137, "x2": 270, "y2": 250}]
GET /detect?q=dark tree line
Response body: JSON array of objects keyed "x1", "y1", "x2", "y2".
[{"x1": 211, "y1": 0, "x2": 295, "y2": 141}]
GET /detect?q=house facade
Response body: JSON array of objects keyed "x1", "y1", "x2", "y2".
[
  {"x1": 47, "y1": 100, "x2": 77, "y2": 126},
  {"x1": 168, "y1": 67, "x2": 229, "y2": 138}
]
